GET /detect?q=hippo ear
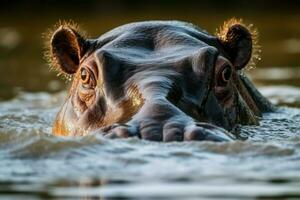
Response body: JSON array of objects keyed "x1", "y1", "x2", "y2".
[
  {"x1": 49, "y1": 25, "x2": 86, "y2": 74},
  {"x1": 217, "y1": 19, "x2": 258, "y2": 70}
]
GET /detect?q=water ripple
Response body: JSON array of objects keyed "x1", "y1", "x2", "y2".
[{"x1": 0, "y1": 90, "x2": 300, "y2": 198}]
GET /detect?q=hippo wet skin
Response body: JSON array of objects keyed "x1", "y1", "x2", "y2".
[{"x1": 47, "y1": 19, "x2": 273, "y2": 142}]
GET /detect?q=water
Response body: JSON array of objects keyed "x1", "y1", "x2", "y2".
[
  {"x1": 0, "y1": 69, "x2": 300, "y2": 199},
  {"x1": 1, "y1": 7, "x2": 300, "y2": 199}
]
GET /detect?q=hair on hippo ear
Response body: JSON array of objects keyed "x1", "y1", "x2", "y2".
[
  {"x1": 216, "y1": 18, "x2": 261, "y2": 70},
  {"x1": 43, "y1": 20, "x2": 88, "y2": 80}
]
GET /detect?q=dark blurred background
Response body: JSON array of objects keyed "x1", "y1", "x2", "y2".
[{"x1": 0, "y1": 0, "x2": 300, "y2": 100}]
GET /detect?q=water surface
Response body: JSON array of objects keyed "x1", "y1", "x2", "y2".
[{"x1": 0, "y1": 68, "x2": 300, "y2": 199}]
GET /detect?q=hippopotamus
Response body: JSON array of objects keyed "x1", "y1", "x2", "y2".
[{"x1": 47, "y1": 19, "x2": 273, "y2": 142}]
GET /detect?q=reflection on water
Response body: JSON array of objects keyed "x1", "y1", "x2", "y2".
[
  {"x1": 0, "y1": 71, "x2": 300, "y2": 199},
  {"x1": 249, "y1": 67, "x2": 300, "y2": 107}
]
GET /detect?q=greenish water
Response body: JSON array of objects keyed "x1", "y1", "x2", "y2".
[{"x1": 1, "y1": 9, "x2": 300, "y2": 200}]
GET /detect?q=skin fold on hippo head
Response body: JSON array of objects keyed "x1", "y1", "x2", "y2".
[{"x1": 46, "y1": 19, "x2": 273, "y2": 142}]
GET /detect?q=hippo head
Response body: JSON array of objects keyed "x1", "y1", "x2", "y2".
[{"x1": 47, "y1": 19, "x2": 271, "y2": 141}]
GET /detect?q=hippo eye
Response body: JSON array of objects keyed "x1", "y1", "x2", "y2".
[
  {"x1": 80, "y1": 67, "x2": 95, "y2": 89},
  {"x1": 81, "y1": 68, "x2": 88, "y2": 82},
  {"x1": 218, "y1": 65, "x2": 232, "y2": 86},
  {"x1": 222, "y1": 66, "x2": 232, "y2": 81}
]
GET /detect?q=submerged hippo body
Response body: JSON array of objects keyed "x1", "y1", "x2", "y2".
[{"x1": 48, "y1": 19, "x2": 273, "y2": 141}]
